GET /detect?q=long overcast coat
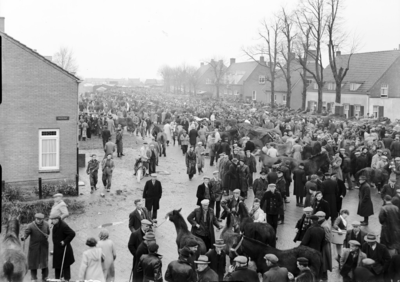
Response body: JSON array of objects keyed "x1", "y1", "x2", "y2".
[
  {"x1": 24, "y1": 221, "x2": 50, "y2": 270},
  {"x1": 52, "y1": 220, "x2": 76, "y2": 269}
]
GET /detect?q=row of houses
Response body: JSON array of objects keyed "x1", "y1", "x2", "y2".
[{"x1": 196, "y1": 48, "x2": 400, "y2": 120}]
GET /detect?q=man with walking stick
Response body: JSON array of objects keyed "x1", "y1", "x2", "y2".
[{"x1": 50, "y1": 212, "x2": 76, "y2": 281}]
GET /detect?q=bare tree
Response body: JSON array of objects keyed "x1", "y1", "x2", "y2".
[
  {"x1": 158, "y1": 65, "x2": 173, "y2": 93},
  {"x1": 53, "y1": 47, "x2": 78, "y2": 73},
  {"x1": 243, "y1": 18, "x2": 282, "y2": 108},
  {"x1": 187, "y1": 66, "x2": 200, "y2": 95},
  {"x1": 207, "y1": 59, "x2": 226, "y2": 98},
  {"x1": 278, "y1": 8, "x2": 296, "y2": 108},
  {"x1": 326, "y1": 0, "x2": 356, "y2": 104},
  {"x1": 296, "y1": 0, "x2": 328, "y2": 113}
]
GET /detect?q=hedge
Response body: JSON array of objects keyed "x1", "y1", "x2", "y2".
[
  {"x1": 33, "y1": 182, "x2": 78, "y2": 198},
  {"x1": 2, "y1": 198, "x2": 85, "y2": 225}
]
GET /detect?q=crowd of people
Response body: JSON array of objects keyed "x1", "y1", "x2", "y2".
[{"x1": 21, "y1": 89, "x2": 400, "y2": 281}]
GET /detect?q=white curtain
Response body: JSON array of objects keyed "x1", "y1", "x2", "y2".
[{"x1": 42, "y1": 139, "x2": 57, "y2": 167}]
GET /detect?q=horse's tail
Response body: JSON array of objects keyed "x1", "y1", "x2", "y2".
[{"x1": 3, "y1": 260, "x2": 14, "y2": 281}]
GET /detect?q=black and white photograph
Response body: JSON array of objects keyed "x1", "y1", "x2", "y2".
[{"x1": 1, "y1": 0, "x2": 400, "y2": 281}]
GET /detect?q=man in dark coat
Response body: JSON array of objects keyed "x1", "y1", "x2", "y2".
[
  {"x1": 252, "y1": 171, "x2": 269, "y2": 200},
  {"x1": 267, "y1": 166, "x2": 278, "y2": 184},
  {"x1": 137, "y1": 242, "x2": 163, "y2": 282},
  {"x1": 289, "y1": 257, "x2": 316, "y2": 282},
  {"x1": 22, "y1": 213, "x2": 50, "y2": 281},
  {"x1": 343, "y1": 221, "x2": 367, "y2": 248},
  {"x1": 220, "y1": 139, "x2": 231, "y2": 156},
  {"x1": 263, "y1": 254, "x2": 289, "y2": 282},
  {"x1": 50, "y1": 214, "x2": 75, "y2": 281},
  {"x1": 321, "y1": 173, "x2": 339, "y2": 222},
  {"x1": 293, "y1": 163, "x2": 307, "y2": 207},
  {"x1": 116, "y1": 126, "x2": 124, "y2": 157},
  {"x1": 361, "y1": 234, "x2": 391, "y2": 280},
  {"x1": 357, "y1": 175, "x2": 374, "y2": 226},
  {"x1": 280, "y1": 161, "x2": 292, "y2": 199},
  {"x1": 379, "y1": 195, "x2": 400, "y2": 252},
  {"x1": 133, "y1": 232, "x2": 156, "y2": 282},
  {"x1": 227, "y1": 158, "x2": 239, "y2": 192},
  {"x1": 143, "y1": 174, "x2": 163, "y2": 222},
  {"x1": 383, "y1": 134, "x2": 394, "y2": 149},
  {"x1": 189, "y1": 127, "x2": 198, "y2": 146},
  {"x1": 128, "y1": 219, "x2": 152, "y2": 267},
  {"x1": 165, "y1": 247, "x2": 197, "y2": 282},
  {"x1": 101, "y1": 125, "x2": 111, "y2": 148},
  {"x1": 187, "y1": 199, "x2": 222, "y2": 251},
  {"x1": 196, "y1": 177, "x2": 212, "y2": 206},
  {"x1": 206, "y1": 239, "x2": 226, "y2": 281},
  {"x1": 390, "y1": 137, "x2": 400, "y2": 158},
  {"x1": 301, "y1": 215, "x2": 325, "y2": 252},
  {"x1": 293, "y1": 207, "x2": 313, "y2": 242},
  {"x1": 355, "y1": 151, "x2": 369, "y2": 176},
  {"x1": 194, "y1": 255, "x2": 218, "y2": 282},
  {"x1": 220, "y1": 189, "x2": 244, "y2": 220},
  {"x1": 260, "y1": 183, "x2": 283, "y2": 233},
  {"x1": 129, "y1": 200, "x2": 152, "y2": 232},
  {"x1": 391, "y1": 188, "x2": 400, "y2": 210},
  {"x1": 224, "y1": 255, "x2": 259, "y2": 282}
]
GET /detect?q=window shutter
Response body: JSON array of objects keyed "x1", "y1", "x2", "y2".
[
  {"x1": 379, "y1": 106, "x2": 384, "y2": 118},
  {"x1": 360, "y1": 106, "x2": 364, "y2": 117},
  {"x1": 335, "y1": 106, "x2": 343, "y2": 115},
  {"x1": 307, "y1": 101, "x2": 312, "y2": 110},
  {"x1": 349, "y1": 105, "x2": 354, "y2": 117}
]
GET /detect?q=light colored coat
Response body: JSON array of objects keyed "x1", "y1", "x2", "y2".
[
  {"x1": 78, "y1": 247, "x2": 106, "y2": 281},
  {"x1": 250, "y1": 207, "x2": 266, "y2": 223},
  {"x1": 97, "y1": 239, "x2": 116, "y2": 282},
  {"x1": 50, "y1": 200, "x2": 69, "y2": 220}
]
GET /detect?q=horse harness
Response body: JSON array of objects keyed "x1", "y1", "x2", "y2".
[{"x1": 230, "y1": 235, "x2": 244, "y2": 257}]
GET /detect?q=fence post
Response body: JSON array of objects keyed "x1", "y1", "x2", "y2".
[
  {"x1": 1, "y1": 180, "x2": 4, "y2": 233},
  {"x1": 38, "y1": 177, "x2": 42, "y2": 199},
  {"x1": 76, "y1": 174, "x2": 79, "y2": 196}
]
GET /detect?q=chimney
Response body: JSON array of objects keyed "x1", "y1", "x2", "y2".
[
  {"x1": 336, "y1": 51, "x2": 341, "y2": 56},
  {"x1": 0, "y1": 17, "x2": 5, "y2": 33},
  {"x1": 260, "y1": 56, "x2": 265, "y2": 64},
  {"x1": 201, "y1": 62, "x2": 204, "y2": 67},
  {"x1": 230, "y1": 58, "x2": 236, "y2": 65}
]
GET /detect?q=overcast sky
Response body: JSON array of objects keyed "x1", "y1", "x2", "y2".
[{"x1": 2, "y1": 0, "x2": 400, "y2": 80}]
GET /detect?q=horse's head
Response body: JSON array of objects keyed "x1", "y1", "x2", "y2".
[
  {"x1": 229, "y1": 235, "x2": 244, "y2": 260},
  {"x1": 165, "y1": 208, "x2": 182, "y2": 221}
]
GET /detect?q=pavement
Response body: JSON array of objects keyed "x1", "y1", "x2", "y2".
[{"x1": 13, "y1": 133, "x2": 383, "y2": 282}]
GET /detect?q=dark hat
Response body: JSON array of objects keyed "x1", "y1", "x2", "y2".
[
  {"x1": 179, "y1": 247, "x2": 191, "y2": 258},
  {"x1": 147, "y1": 241, "x2": 159, "y2": 253},
  {"x1": 260, "y1": 171, "x2": 267, "y2": 175},
  {"x1": 310, "y1": 215, "x2": 319, "y2": 220},
  {"x1": 86, "y1": 237, "x2": 97, "y2": 247},
  {"x1": 34, "y1": 213, "x2": 45, "y2": 219}
]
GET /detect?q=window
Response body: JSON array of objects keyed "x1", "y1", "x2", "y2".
[
  {"x1": 306, "y1": 79, "x2": 313, "y2": 86},
  {"x1": 327, "y1": 82, "x2": 336, "y2": 90},
  {"x1": 259, "y1": 75, "x2": 266, "y2": 84},
  {"x1": 344, "y1": 104, "x2": 349, "y2": 111},
  {"x1": 39, "y1": 129, "x2": 60, "y2": 171},
  {"x1": 252, "y1": 91, "x2": 256, "y2": 100},
  {"x1": 313, "y1": 83, "x2": 318, "y2": 90},
  {"x1": 355, "y1": 105, "x2": 360, "y2": 111},
  {"x1": 350, "y1": 83, "x2": 361, "y2": 91},
  {"x1": 206, "y1": 78, "x2": 212, "y2": 85},
  {"x1": 283, "y1": 95, "x2": 286, "y2": 102},
  {"x1": 373, "y1": 105, "x2": 379, "y2": 118},
  {"x1": 381, "y1": 84, "x2": 389, "y2": 97}
]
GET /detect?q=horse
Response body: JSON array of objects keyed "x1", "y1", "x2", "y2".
[
  {"x1": 303, "y1": 151, "x2": 331, "y2": 175},
  {"x1": 229, "y1": 235, "x2": 323, "y2": 279},
  {"x1": 236, "y1": 202, "x2": 276, "y2": 248},
  {"x1": 260, "y1": 152, "x2": 299, "y2": 171},
  {"x1": 220, "y1": 213, "x2": 241, "y2": 262},
  {"x1": 0, "y1": 217, "x2": 28, "y2": 282},
  {"x1": 355, "y1": 167, "x2": 389, "y2": 190},
  {"x1": 220, "y1": 128, "x2": 240, "y2": 144},
  {"x1": 302, "y1": 141, "x2": 322, "y2": 160},
  {"x1": 165, "y1": 209, "x2": 207, "y2": 255}
]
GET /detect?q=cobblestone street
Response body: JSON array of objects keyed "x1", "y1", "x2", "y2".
[{"x1": 19, "y1": 133, "x2": 383, "y2": 281}]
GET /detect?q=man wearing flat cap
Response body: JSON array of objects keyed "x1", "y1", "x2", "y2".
[
  {"x1": 187, "y1": 199, "x2": 222, "y2": 251},
  {"x1": 86, "y1": 154, "x2": 100, "y2": 193},
  {"x1": 293, "y1": 207, "x2": 313, "y2": 242},
  {"x1": 143, "y1": 173, "x2": 163, "y2": 223},
  {"x1": 357, "y1": 175, "x2": 374, "y2": 226},
  {"x1": 194, "y1": 255, "x2": 218, "y2": 282},
  {"x1": 361, "y1": 234, "x2": 391, "y2": 279},
  {"x1": 261, "y1": 183, "x2": 283, "y2": 233},
  {"x1": 196, "y1": 176, "x2": 212, "y2": 206},
  {"x1": 253, "y1": 170, "x2": 269, "y2": 201},
  {"x1": 128, "y1": 219, "x2": 153, "y2": 267},
  {"x1": 227, "y1": 157, "x2": 240, "y2": 192},
  {"x1": 224, "y1": 256, "x2": 259, "y2": 282},
  {"x1": 263, "y1": 253, "x2": 288, "y2": 281},
  {"x1": 129, "y1": 199, "x2": 152, "y2": 232},
  {"x1": 220, "y1": 189, "x2": 244, "y2": 223},
  {"x1": 132, "y1": 232, "x2": 157, "y2": 281},
  {"x1": 137, "y1": 242, "x2": 163, "y2": 282},
  {"x1": 301, "y1": 215, "x2": 325, "y2": 253},
  {"x1": 288, "y1": 257, "x2": 315, "y2": 282},
  {"x1": 49, "y1": 212, "x2": 76, "y2": 281},
  {"x1": 209, "y1": 171, "x2": 223, "y2": 220},
  {"x1": 165, "y1": 247, "x2": 197, "y2": 282},
  {"x1": 50, "y1": 193, "x2": 69, "y2": 222},
  {"x1": 344, "y1": 221, "x2": 367, "y2": 248},
  {"x1": 339, "y1": 240, "x2": 367, "y2": 281},
  {"x1": 22, "y1": 213, "x2": 50, "y2": 281}
]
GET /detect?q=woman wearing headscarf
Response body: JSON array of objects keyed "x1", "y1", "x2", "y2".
[
  {"x1": 97, "y1": 229, "x2": 116, "y2": 282},
  {"x1": 78, "y1": 237, "x2": 105, "y2": 281}
]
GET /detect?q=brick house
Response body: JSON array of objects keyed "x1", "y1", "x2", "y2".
[
  {"x1": 0, "y1": 20, "x2": 81, "y2": 185},
  {"x1": 197, "y1": 60, "x2": 227, "y2": 96},
  {"x1": 306, "y1": 49, "x2": 400, "y2": 118}
]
